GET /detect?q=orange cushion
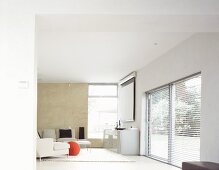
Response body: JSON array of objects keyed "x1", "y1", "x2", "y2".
[{"x1": 68, "y1": 141, "x2": 80, "y2": 156}]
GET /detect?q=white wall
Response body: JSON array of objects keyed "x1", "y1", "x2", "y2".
[
  {"x1": 134, "y1": 33, "x2": 219, "y2": 163},
  {"x1": 0, "y1": 1, "x2": 36, "y2": 170}
]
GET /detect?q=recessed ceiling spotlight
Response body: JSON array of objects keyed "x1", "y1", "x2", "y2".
[{"x1": 154, "y1": 43, "x2": 158, "y2": 46}]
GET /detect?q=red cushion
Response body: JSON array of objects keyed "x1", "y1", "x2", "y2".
[{"x1": 68, "y1": 141, "x2": 80, "y2": 156}]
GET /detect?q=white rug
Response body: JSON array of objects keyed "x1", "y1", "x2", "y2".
[{"x1": 42, "y1": 149, "x2": 135, "y2": 162}]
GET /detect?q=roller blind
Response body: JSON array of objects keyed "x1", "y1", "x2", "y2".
[
  {"x1": 147, "y1": 74, "x2": 201, "y2": 168},
  {"x1": 119, "y1": 78, "x2": 135, "y2": 122}
]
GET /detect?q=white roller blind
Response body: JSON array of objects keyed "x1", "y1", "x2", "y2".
[{"x1": 119, "y1": 78, "x2": 135, "y2": 122}]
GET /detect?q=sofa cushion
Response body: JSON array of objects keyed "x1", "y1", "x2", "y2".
[
  {"x1": 53, "y1": 142, "x2": 70, "y2": 151},
  {"x1": 59, "y1": 129, "x2": 72, "y2": 138},
  {"x1": 56, "y1": 128, "x2": 76, "y2": 139},
  {"x1": 43, "y1": 129, "x2": 56, "y2": 139}
]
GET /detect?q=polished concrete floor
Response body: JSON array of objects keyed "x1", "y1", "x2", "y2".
[{"x1": 37, "y1": 149, "x2": 179, "y2": 170}]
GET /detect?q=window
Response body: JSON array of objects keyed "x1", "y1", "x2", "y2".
[
  {"x1": 88, "y1": 84, "x2": 118, "y2": 138},
  {"x1": 147, "y1": 73, "x2": 201, "y2": 167}
]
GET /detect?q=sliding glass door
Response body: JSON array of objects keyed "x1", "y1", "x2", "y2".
[
  {"x1": 147, "y1": 74, "x2": 201, "y2": 167},
  {"x1": 148, "y1": 87, "x2": 170, "y2": 161},
  {"x1": 171, "y1": 75, "x2": 201, "y2": 167}
]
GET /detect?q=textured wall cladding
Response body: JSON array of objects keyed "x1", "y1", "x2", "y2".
[{"x1": 37, "y1": 83, "x2": 88, "y2": 139}]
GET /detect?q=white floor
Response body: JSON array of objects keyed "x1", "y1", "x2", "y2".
[{"x1": 37, "y1": 149, "x2": 180, "y2": 170}]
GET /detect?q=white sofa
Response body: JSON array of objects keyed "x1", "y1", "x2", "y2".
[
  {"x1": 36, "y1": 134, "x2": 70, "y2": 160},
  {"x1": 38, "y1": 128, "x2": 91, "y2": 149},
  {"x1": 39, "y1": 128, "x2": 77, "y2": 142}
]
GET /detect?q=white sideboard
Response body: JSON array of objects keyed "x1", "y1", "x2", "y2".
[{"x1": 103, "y1": 128, "x2": 139, "y2": 155}]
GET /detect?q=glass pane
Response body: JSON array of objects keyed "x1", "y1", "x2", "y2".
[
  {"x1": 89, "y1": 85, "x2": 117, "y2": 96},
  {"x1": 172, "y1": 75, "x2": 201, "y2": 167},
  {"x1": 149, "y1": 87, "x2": 169, "y2": 160},
  {"x1": 88, "y1": 97, "x2": 118, "y2": 138}
]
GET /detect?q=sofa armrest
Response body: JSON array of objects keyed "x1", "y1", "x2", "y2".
[{"x1": 37, "y1": 138, "x2": 54, "y2": 157}]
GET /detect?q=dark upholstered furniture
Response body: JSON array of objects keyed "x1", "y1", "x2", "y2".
[{"x1": 182, "y1": 162, "x2": 219, "y2": 170}]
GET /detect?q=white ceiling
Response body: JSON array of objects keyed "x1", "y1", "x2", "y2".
[
  {"x1": 36, "y1": 4, "x2": 219, "y2": 83},
  {"x1": 37, "y1": 31, "x2": 193, "y2": 83}
]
